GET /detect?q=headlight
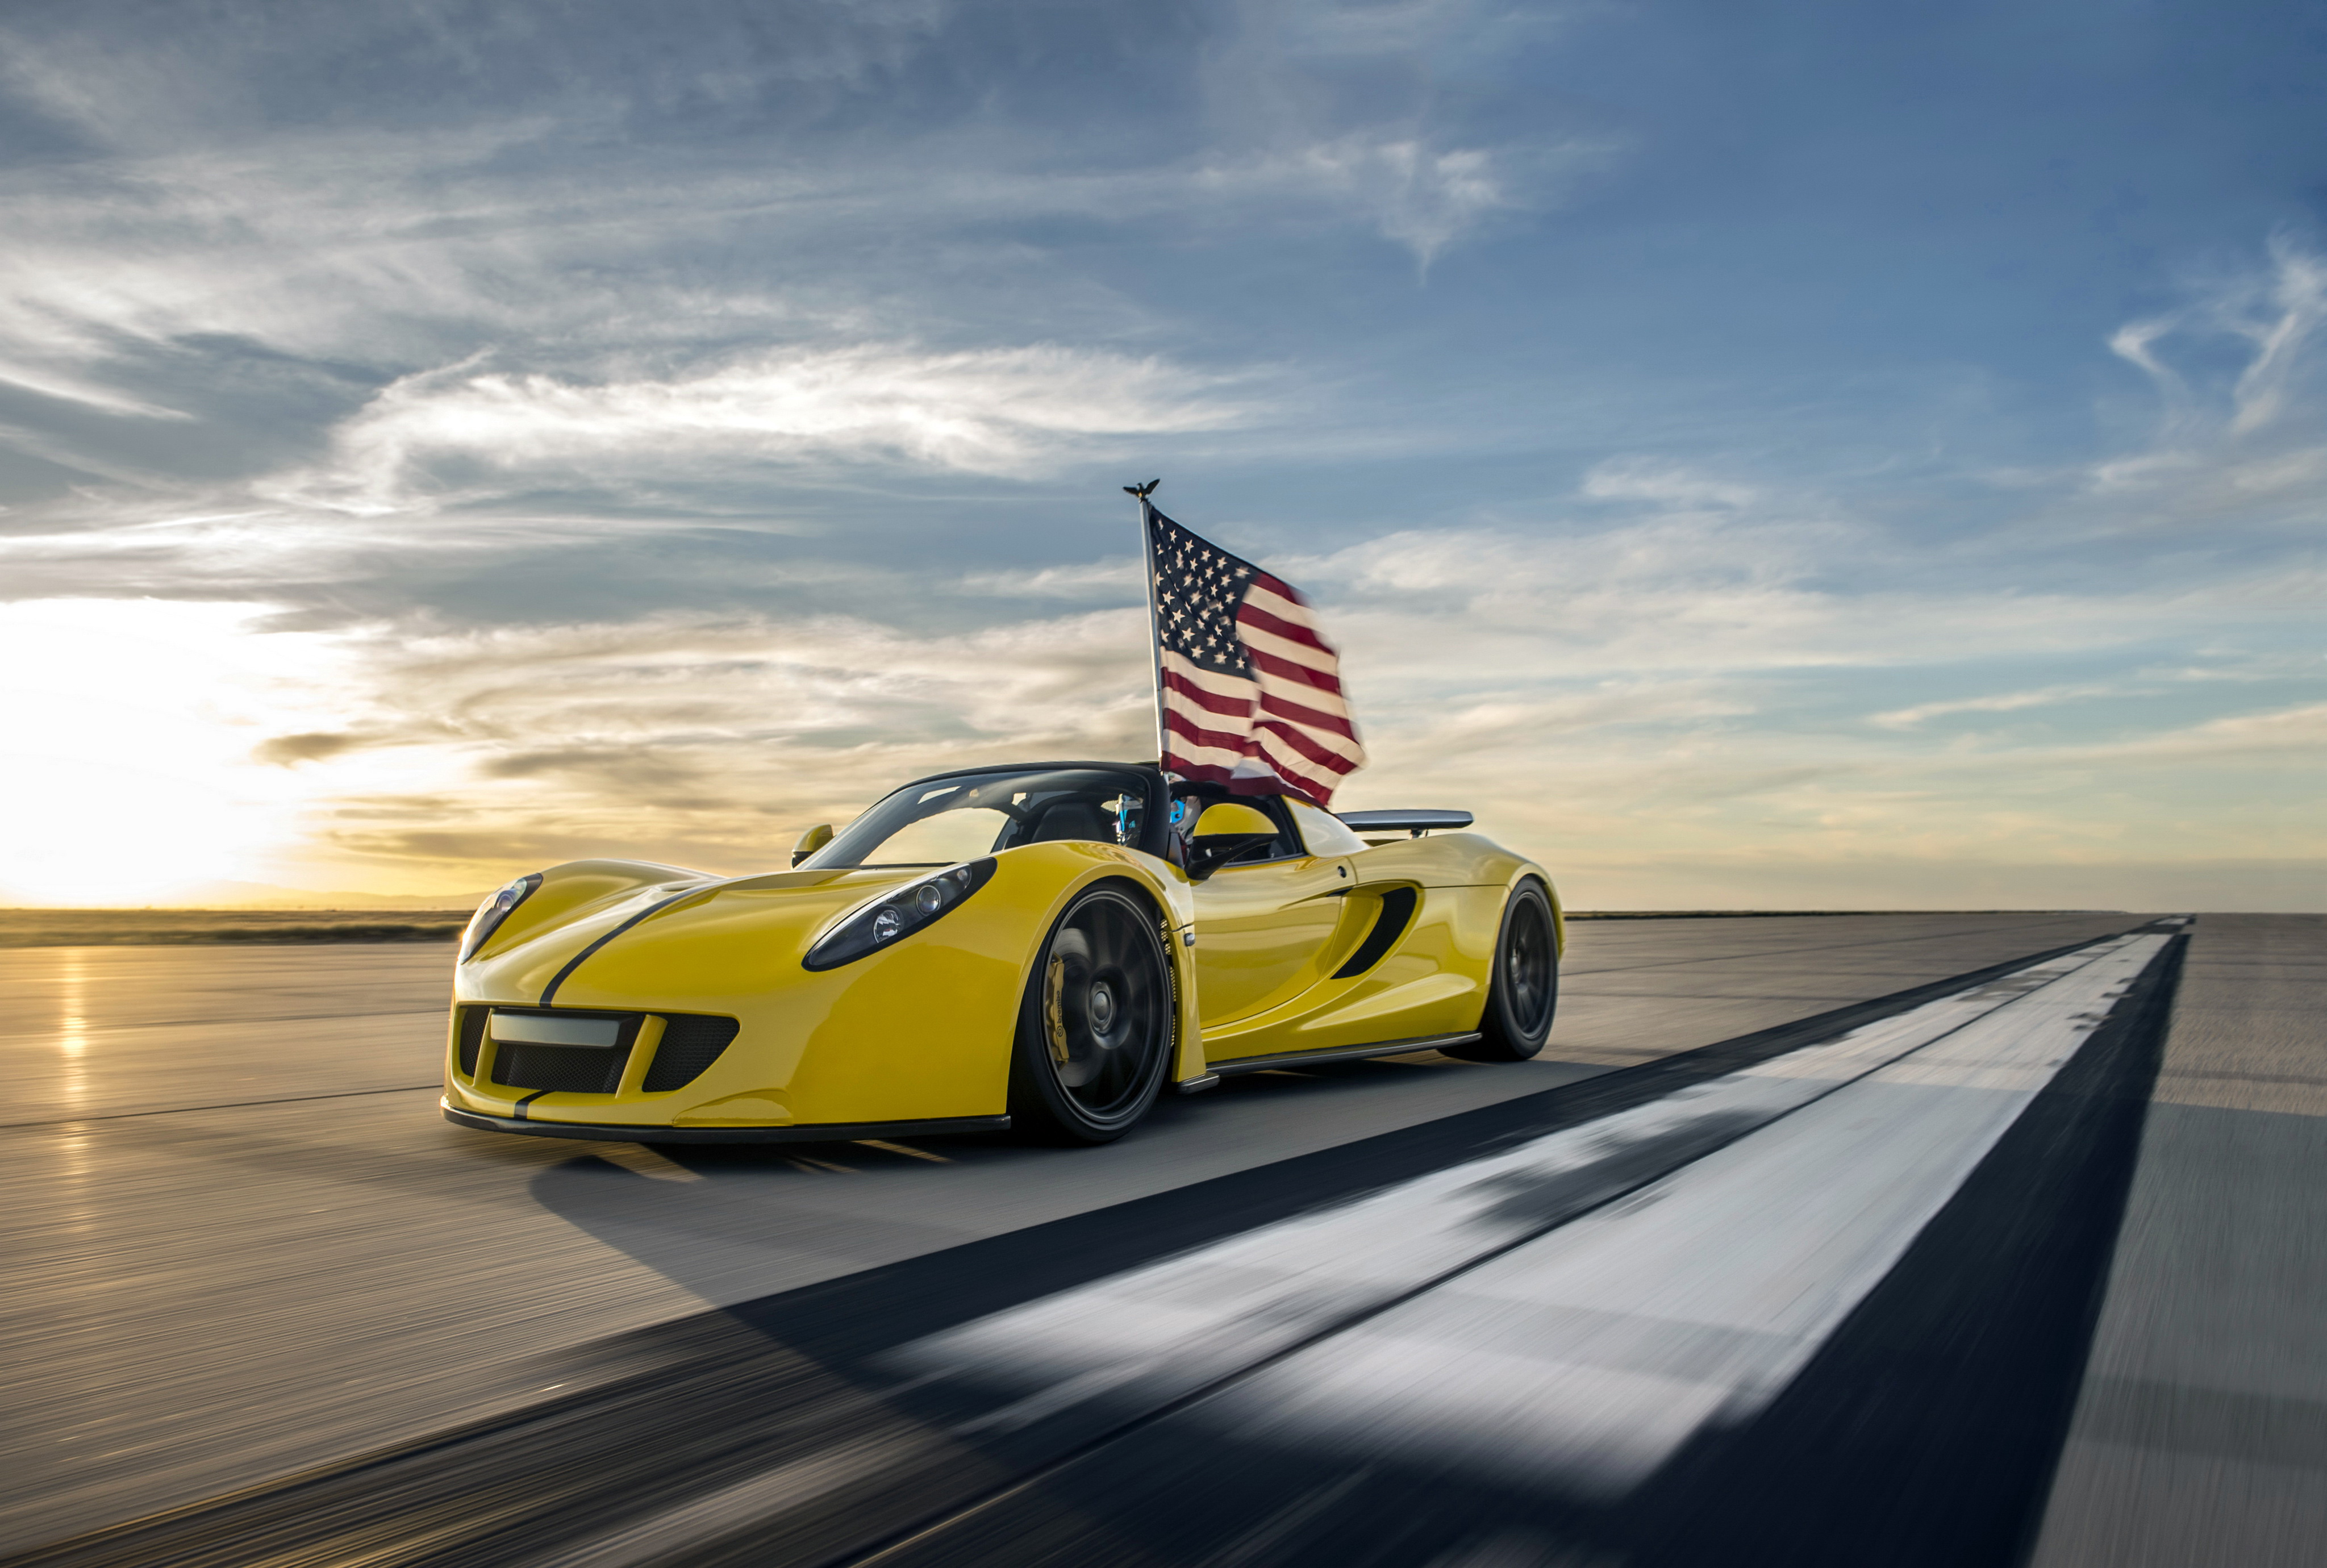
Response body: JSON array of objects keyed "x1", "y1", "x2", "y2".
[
  {"x1": 803, "y1": 858, "x2": 997, "y2": 971},
  {"x1": 461, "y1": 873, "x2": 543, "y2": 962}
]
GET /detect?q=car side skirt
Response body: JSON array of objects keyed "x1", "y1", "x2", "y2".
[
  {"x1": 441, "y1": 1100, "x2": 1011, "y2": 1144},
  {"x1": 1206, "y1": 1032, "x2": 1482, "y2": 1076}
]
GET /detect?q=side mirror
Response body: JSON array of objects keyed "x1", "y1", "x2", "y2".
[
  {"x1": 791, "y1": 823, "x2": 834, "y2": 867},
  {"x1": 1186, "y1": 800, "x2": 1277, "y2": 881}
]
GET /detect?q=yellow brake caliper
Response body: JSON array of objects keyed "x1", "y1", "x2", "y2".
[{"x1": 1045, "y1": 954, "x2": 1069, "y2": 1064}]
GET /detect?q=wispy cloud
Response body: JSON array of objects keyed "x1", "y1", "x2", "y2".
[
  {"x1": 1869, "y1": 684, "x2": 2126, "y2": 729},
  {"x1": 956, "y1": 558, "x2": 1144, "y2": 598},
  {"x1": 1191, "y1": 132, "x2": 1608, "y2": 269},
  {"x1": 0, "y1": 364, "x2": 191, "y2": 420},
  {"x1": 2084, "y1": 237, "x2": 2327, "y2": 520},
  {"x1": 2099, "y1": 698, "x2": 2327, "y2": 762},
  {"x1": 273, "y1": 345, "x2": 1244, "y2": 512}
]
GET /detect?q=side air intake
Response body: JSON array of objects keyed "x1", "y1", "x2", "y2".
[{"x1": 1334, "y1": 886, "x2": 1418, "y2": 979}]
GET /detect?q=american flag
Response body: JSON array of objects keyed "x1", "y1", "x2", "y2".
[{"x1": 1145, "y1": 504, "x2": 1365, "y2": 807}]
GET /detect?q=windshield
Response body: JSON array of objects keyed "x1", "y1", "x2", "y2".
[{"x1": 804, "y1": 766, "x2": 1158, "y2": 869}]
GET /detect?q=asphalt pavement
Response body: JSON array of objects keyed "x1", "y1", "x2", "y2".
[
  {"x1": 2, "y1": 910, "x2": 2305, "y2": 1565},
  {"x1": 2031, "y1": 915, "x2": 2327, "y2": 1567}
]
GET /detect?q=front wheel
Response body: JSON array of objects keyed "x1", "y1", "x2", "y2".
[
  {"x1": 1008, "y1": 883, "x2": 1174, "y2": 1144},
  {"x1": 1446, "y1": 879, "x2": 1558, "y2": 1062}
]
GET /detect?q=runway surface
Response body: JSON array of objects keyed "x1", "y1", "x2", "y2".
[{"x1": 1, "y1": 911, "x2": 2317, "y2": 1564}]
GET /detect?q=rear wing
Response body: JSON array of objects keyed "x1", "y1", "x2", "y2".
[{"x1": 1334, "y1": 809, "x2": 1473, "y2": 840}]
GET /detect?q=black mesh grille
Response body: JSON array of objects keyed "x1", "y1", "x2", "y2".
[
  {"x1": 493, "y1": 1041, "x2": 631, "y2": 1094},
  {"x1": 643, "y1": 1014, "x2": 741, "y2": 1092},
  {"x1": 456, "y1": 1006, "x2": 489, "y2": 1076},
  {"x1": 468, "y1": 1007, "x2": 739, "y2": 1096}
]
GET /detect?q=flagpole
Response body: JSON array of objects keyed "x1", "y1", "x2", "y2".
[{"x1": 1124, "y1": 478, "x2": 1166, "y2": 769}]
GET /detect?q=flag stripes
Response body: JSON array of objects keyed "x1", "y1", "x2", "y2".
[{"x1": 1145, "y1": 506, "x2": 1365, "y2": 806}]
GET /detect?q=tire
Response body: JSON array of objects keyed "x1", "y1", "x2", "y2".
[
  {"x1": 1446, "y1": 879, "x2": 1558, "y2": 1062},
  {"x1": 1008, "y1": 882, "x2": 1175, "y2": 1144}
]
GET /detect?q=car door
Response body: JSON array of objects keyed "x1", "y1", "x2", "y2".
[{"x1": 1190, "y1": 801, "x2": 1356, "y2": 1029}]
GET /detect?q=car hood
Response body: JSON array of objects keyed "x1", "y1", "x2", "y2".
[{"x1": 462, "y1": 861, "x2": 943, "y2": 1007}]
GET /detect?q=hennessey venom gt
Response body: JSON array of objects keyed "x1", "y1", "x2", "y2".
[{"x1": 441, "y1": 761, "x2": 1562, "y2": 1145}]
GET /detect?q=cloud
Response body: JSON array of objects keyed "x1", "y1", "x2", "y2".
[
  {"x1": 21, "y1": 436, "x2": 2326, "y2": 899},
  {"x1": 239, "y1": 603, "x2": 1159, "y2": 880},
  {"x1": 1580, "y1": 460, "x2": 1761, "y2": 512},
  {"x1": 272, "y1": 344, "x2": 1245, "y2": 511},
  {"x1": 2084, "y1": 699, "x2": 2327, "y2": 765},
  {"x1": 2226, "y1": 241, "x2": 2327, "y2": 436},
  {"x1": 0, "y1": 0, "x2": 1579, "y2": 423},
  {"x1": 0, "y1": 0, "x2": 1597, "y2": 565},
  {"x1": 956, "y1": 558, "x2": 1144, "y2": 598},
  {"x1": 1194, "y1": 132, "x2": 1605, "y2": 269},
  {"x1": 0, "y1": 364, "x2": 190, "y2": 420},
  {"x1": 1869, "y1": 684, "x2": 2124, "y2": 729},
  {"x1": 1296, "y1": 512, "x2": 2225, "y2": 698},
  {"x1": 253, "y1": 731, "x2": 369, "y2": 765},
  {"x1": 2079, "y1": 237, "x2": 2327, "y2": 526}
]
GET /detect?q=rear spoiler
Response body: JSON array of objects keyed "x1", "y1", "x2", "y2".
[{"x1": 1335, "y1": 809, "x2": 1474, "y2": 839}]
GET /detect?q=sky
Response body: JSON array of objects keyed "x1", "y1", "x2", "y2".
[{"x1": 1, "y1": 0, "x2": 2322, "y2": 911}]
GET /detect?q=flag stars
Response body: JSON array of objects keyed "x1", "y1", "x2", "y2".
[{"x1": 1149, "y1": 512, "x2": 1261, "y2": 677}]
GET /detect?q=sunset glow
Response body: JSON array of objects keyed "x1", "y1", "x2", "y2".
[{"x1": 0, "y1": 600, "x2": 330, "y2": 903}]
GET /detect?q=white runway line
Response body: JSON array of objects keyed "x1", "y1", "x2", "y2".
[
  {"x1": 1206, "y1": 933, "x2": 2168, "y2": 1496},
  {"x1": 888, "y1": 936, "x2": 2161, "y2": 1450}
]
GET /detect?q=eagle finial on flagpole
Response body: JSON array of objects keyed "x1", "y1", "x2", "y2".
[{"x1": 1124, "y1": 478, "x2": 1161, "y2": 499}]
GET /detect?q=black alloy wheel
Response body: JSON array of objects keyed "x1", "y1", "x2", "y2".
[
  {"x1": 1009, "y1": 883, "x2": 1174, "y2": 1144},
  {"x1": 1448, "y1": 878, "x2": 1559, "y2": 1062}
]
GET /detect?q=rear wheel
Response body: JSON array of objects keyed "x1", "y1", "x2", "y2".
[
  {"x1": 1008, "y1": 883, "x2": 1174, "y2": 1144},
  {"x1": 1446, "y1": 879, "x2": 1558, "y2": 1062}
]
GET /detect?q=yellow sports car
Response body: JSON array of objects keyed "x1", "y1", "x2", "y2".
[{"x1": 441, "y1": 761, "x2": 1561, "y2": 1145}]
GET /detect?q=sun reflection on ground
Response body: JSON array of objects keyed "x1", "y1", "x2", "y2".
[
  {"x1": 56, "y1": 949, "x2": 89, "y2": 1108},
  {"x1": 55, "y1": 949, "x2": 97, "y2": 1238}
]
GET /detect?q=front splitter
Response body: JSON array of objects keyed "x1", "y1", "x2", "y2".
[{"x1": 441, "y1": 1099, "x2": 1011, "y2": 1144}]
